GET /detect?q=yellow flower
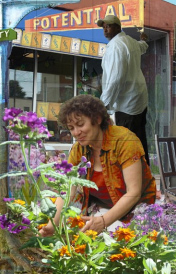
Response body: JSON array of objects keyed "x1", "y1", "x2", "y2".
[
  {"x1": 75, "y1": 244, "x2": 86, "y2": 254},
  {"x1": 58, "y1": 245, "x2": 72, "y2": 257},
  {"x1": 13, "y1": 199, "x2": 25, "y2": 206},
  {"x1": 113, "y1": 227, "x2": 136, "y2": 242},
  {"x1": 110, "y1": 253, "x2": 124, "y2": 262},
  {"x1": 67, "y1": 216, "x2": 85, "y2": 228},
  {"x1": 49, "y1": 197, "x2": 57, "y2": 203},
  {"x1": 37, "y1": 223, "x2": 48, "y2": 230},
  {"x1": 148, "y1": 230, "x2": 158, "y2": 242},
  {"x1": 72, "y1": 234, "x2": 79, "y2": 245},
  {"x1": 120, "y1": 247, "x2": 136, "y2": 258},
  {"x1": 85, "y1": 230, "x2": 98, "y2": 240},
  {"x1": 161, "y1": 235, "x2": 168, "y2": 245}
]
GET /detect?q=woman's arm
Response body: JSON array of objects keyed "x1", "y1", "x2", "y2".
[
  {"x1": 39, "y1": 186, "x2": 77, "y2": 237},
  {"x1": 81, "y1": 160, "x2": 142, "y2": 233},
  {"x1": 103, "y1": 160, "x2": 142, "y2": 226}
]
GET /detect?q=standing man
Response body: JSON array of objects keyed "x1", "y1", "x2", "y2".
[{"x1": 97, "y1": 15, "x2": 150, "y2": 165}]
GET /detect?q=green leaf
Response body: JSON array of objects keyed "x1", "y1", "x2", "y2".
[
  {"x1": 0, "y1": 140, "x2": 20, "y2": 146},
  {"x1": 53, "y1": 241, "x2": 64, "y2": 251},
  {"x1": 0, "y1": 171, "x2": 28, "y2": 179},
  {"x1": 91, "y1": 242, "x2": 106, "y2": 255},
  {"x1": 64, "y1": 207, "x2": 81, "y2": 218},
  {"x1": 76, "y1": 231, "x2": 92, "y2": 245},
  {"x1": 22, "y1": 181, "x2": 31, "y2": 205},
  {"x1": 40, "y1": 197, "x2": 57, "y2": 217},
  {"x1": 159, "y1": 250, "x2": 176, "y2": 261},
  {"x1": 31, "y1": 201, "x2": 41, "y2": 215},
  {"x1": 143, "y1": 258, "x2": 156, "y2": 274},
  {"x1": 40, "y1": 190, "x2": 60, "y2": 198},
  {"x1": 71, "y1": 177, "x2": 98, "y2": 190},
  {"x1": 102, "y1": 232, "x2": 116, "y2": 246},
  {"x1": 33, "y1": 162, "x2": 57, "y2": 171},
  {"x1": 129, "y1": 235, "x2": 148, "y2": 248},
  {"x1": 20, "y1": 236, "x2": 57, "y2": 249}
]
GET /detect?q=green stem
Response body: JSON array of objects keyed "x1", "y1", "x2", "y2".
[
  {"x1": 59, "y1": 180, "x2": 71, "y2": 235},
  {"x1": 63, "y1": 215, "x2": 71, "y2": 253},
  {"x1": 61, "y1": 180, "x2": 72, "y2": 253},
  {"x1": 50, "y1": 218, "x2": 65, "y2": 245},
  {"x1": 20, "y1": 137, "x2": 41, "y2": 199}
]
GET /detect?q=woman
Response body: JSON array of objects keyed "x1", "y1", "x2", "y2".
[{"x1": 40, "y1": 94, "x2": 156, "y2": 236}]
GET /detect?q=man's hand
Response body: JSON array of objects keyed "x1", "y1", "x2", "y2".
[
  {"x1": 140, "y1": 32, "x2": 148, "y2": 41},
  {"x1": 81, "y1": 216, "x2": 105, "y2": 234}
]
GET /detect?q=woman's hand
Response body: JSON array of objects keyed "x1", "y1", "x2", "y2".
[
  {"x1": 38, "y1": 222, "x2": 55, "y2": 237},
  {"x1": 80, "y1": 216, "x2": 105, "y2": 234}
]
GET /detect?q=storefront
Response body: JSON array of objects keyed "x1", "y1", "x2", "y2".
[
  {"x1": 0, "y1": 0, "x2": 174, "y2": 160},
  {"x1": 9, "y1": 0, "x2": 146, "y2": 151}
]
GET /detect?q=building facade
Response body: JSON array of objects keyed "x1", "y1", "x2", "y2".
[{"x1": 0, "y1": 0, "x2": 176, "y2": 167}]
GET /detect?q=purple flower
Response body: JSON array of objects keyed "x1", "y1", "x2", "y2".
[
  {"x1": 3, "y1": 198, "x2": 14, "y2": 202},
  {"x1": 8, "y1": 223, "x2": 17, "y2": 233},
  {"x1": 78, "y1": 167, "x2": 87, "y2": 177},
  {"x1": 61, "y1": 191, "x2": 66, "y2": 195},
  {"x1": 60, "y1": 153, "x2": 66, "y2": 160},
  {"x1": 54, "y1": 160, "x2": 73, "y2": 175},
  {"x1": 86, "y1": 161, "x2": 91, "y2": 168},
  {"x1": 81, "y1": 156, "x2": 87, "y2": 163},
  {"x1": 3, "y1": 108, "x2": 23, "y2": 121},
  {"x1": 22, "y1": 217, "x2": 31, "y2": 225},
  {"x1": 0, "y1": 214, "x2": 9, "y2": 229}
]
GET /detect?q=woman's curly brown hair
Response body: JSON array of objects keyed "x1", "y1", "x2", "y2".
[{"x1": 58, "y1": 94, "x2": 110, "y2": 131}]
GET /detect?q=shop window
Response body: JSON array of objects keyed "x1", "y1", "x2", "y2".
[
  {"x1": 36, "y1": 51, "x2": 74, "y2": 143},
  {"x1": 77, "y1": 57, "x2": 102, "y2": 98},
  {"x1": 9, "y1": 47, "x2": 34, "y2": 111}
]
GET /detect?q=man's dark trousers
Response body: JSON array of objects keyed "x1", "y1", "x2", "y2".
[{"x1": 115, "y1": 108, "x2": 149, "y2": 165}]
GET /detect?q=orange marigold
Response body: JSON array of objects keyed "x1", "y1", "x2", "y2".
[
  {"x1": 13, "y1": 199, "x2": 25, "y2": 206},
  {"x1": 75, "y1": 244, "x2": 86, "y2": 254},
  {"x1": 110, "y1": 253, "x2": 124, "y2": 262},
  {"x1": 67, "y1": 216, "x2": 85, "y2": 228},
  {"x1": 113, "y1": 227, "x2": 136, "y2": 242},
  {"x1": 120, "y1": 247, "x2": 136, "y2": 258},
  {"x1": 72, "y1": 234, "x2": 79, "y2": 245},
  {"x1": 148, "y1": 230, "x2": 158, "y2": 242},
  {"x1": 37, "y1": 223, "x2": 48, "y2": 230},
  {"x1": 161, "y1": 235, "x2": 168, "y2": 245},
  {"x1": 85, "y1": 230, "x2": 98, "y2": 240},
  {"x1": 58, "y1": 245, "x2": 72, "y2": 257}
]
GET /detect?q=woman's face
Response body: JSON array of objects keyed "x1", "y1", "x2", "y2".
[{"x1": 67, "y1": 113, "x2": 102, "y2": 147}]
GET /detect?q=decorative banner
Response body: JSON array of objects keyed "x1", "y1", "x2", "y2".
[
  {"x1": 25, "y1": 0, "x2": 144, "y2": 33},
  {"x1": 60, "y1": 37, "x2": 72, "y2": 52},
  {"x1": 50, "y1": 35, "x2": 62, "y2": 51},
  {"x1": 41, "y1": 34, "x2": 51, "y2": 49},
  {"x1": 14, "y1": 28, "x2": 106, "y2": 58},
  {"x1": 70, "y1": 38, "x2": 81, "y2": 54},
  {"x1": 31, "y1": 32, "x2": 42, "y2": 48},
  {"x1": 98, "y1": 43, "x2": 106, "y2": 57},
  {"x1": 89, "y1": 42, "x2": 99, "y2": 56},
  {"x1": 21, "y1": 31, "x2": 32, "y2": 47},
  {"x1": 80, "y1": 40, "x2": 90, "y2": 55},
  {"x1": 48, "y1": 103, "x2": 61, "y2": 121},
  {"x1": 37, "y1": 102, "x2": 49, "y2": 118},
  {"x1": 0, "y1": 28, "x2": 17, "y2": 42}
]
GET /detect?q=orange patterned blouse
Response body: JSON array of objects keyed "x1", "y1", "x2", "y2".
[{"x1": 68, "y1": 125, "x2": 156, "y2": 222}]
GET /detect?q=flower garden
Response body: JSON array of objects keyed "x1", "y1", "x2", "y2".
[{"x1": 0, "y1": 108, "x2": 176, "y2": 274}]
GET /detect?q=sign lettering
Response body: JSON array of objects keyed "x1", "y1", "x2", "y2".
[{"x1": 25, "y1": 0, "x2": 144, "y2": 32}]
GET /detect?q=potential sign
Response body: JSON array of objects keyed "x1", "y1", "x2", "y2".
[
  {"x1": 25, "y1": 0, "x2": 144, "y2": 32},
  {"x1": 0, "y1": 29, "x2": 17, "y2": 42}
]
